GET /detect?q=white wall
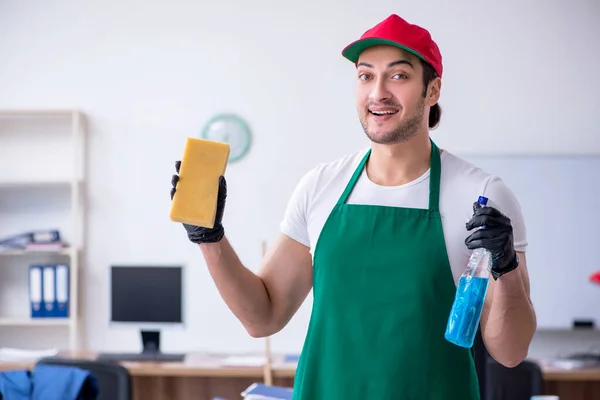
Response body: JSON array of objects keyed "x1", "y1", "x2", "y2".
[{"x1": 1, "y1": 0, "x2": 599, "y2": 357}]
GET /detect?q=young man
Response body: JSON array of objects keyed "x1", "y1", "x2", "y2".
[{"x1": 170, "y1": 14, "x2": 536, "y2": 400}]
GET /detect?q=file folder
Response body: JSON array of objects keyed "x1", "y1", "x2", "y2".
[
  {"x1": 43, "y1": 266, "x2": 56, "y2": 317},
  {"x1": 0, "y1": 230, "x2": 61, "y2": 251},
  {"x1": 55, "y1": 265, "x2": 69, "y2": 318},
  {"x1": 29, "y1": 266, "x2": 43, "y2": 318}
]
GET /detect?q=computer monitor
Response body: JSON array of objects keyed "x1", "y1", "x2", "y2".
[{"x1": 102, "y1": 265, "x2": 185, "y2": 361}]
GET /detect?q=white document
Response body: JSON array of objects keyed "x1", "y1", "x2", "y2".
[
  {"x1": 0, "y1": 347, "x2": 58, "y2": 361},
  {"x1": 222, "y1": 356, "x2": 266, "y2": 367}
]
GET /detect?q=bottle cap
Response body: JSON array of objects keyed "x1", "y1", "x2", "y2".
[{"x1": 478, "y1": 196, "x2": 488, "y2": 206}]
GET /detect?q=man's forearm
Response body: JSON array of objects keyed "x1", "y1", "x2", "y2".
[
  {"x1": 199, "y1": 237, "x2": 274, "y2": 337},
  {"x1": 483, "y1": 267, "x2": 537, "y2": 367}
]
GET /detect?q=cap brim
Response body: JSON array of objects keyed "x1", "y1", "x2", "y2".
[{"x1": 342, "y1": 38, "x2": 425, "y2": 63}]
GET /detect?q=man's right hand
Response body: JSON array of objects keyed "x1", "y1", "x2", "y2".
[
  {"x1": 170, "y1": 160, "x2": 313, "y2": 339},
  {"x1": 170, "y1": 160, "x2": 227, "y2": 244}
]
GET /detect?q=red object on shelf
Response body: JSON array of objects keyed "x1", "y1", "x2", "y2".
[{"x1": 590, "y1": 271, "x2": 600, "y2": 285}]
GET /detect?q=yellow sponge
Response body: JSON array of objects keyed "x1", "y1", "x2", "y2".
[{"x1": 169, "y1": 137, "x2": 230, "y2": 228}]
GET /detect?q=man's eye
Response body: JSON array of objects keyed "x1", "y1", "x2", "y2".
[
  {"x1": 392, "y1": 73, "x2": 408, "y2": 79},
  {"x1": 358, "y1": 73, "x2": 370, "y2": 81}
]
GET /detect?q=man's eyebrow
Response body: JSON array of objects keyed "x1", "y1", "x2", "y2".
[
  {"x1": 356, "y1": 59, "x2": 414, "y2": 69},
  {"x1": 388, "y1": 59, "x2": 414, "y2": 69}
]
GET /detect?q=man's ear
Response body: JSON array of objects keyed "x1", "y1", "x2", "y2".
[{"x1": 427, "y1": 77, "x2": 442, "y2": 106}]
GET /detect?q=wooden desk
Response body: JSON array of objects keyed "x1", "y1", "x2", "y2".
[
  {"x1": 0, "y1": 352, "x2": 295, "y2": 400},
  {"x1": 109, "y1": 353, "x2": 296, "y2": 399},
  {"x1": 538, "y1": 361, "x2": 600, "y2": 400},
  {"x1": 0, "y1": 352, "x2": 599, "y2": 400}
]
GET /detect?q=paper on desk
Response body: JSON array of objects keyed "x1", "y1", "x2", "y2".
[
  {"x1": 221, "y1": 356, "x2": 266, "y2": 367},
  {"x1": 0, "y1": 347, "x2": 58, "y2": 361},
  {"x1": 241, "y1": 383, "x2": 293, "y2": 400},
  {"x1": 546, "y1": 358, "x2": 597, "y2": 369}
]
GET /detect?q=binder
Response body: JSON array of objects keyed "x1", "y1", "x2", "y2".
[
  {"x1": 55, "y1": 264, "x2": 69, "y2": 318},
  {"x1": 0, "y1": 230, "x2": 61, "y2": 250},
  {"x1": 43, "y1": 266, "x2": 56, "y2": 317},
  {"x1": 29, "y1": 265, "x2": 44, "y2": 318}
]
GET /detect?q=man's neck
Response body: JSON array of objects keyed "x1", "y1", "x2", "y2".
[{"x1": 366, "y1": 135, "x2": 436, "y2": 187}]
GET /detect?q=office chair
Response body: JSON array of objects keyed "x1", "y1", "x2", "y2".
[
  {"x1": 485, "y1": 358, "x2": 544, "y2": 400},
  {"x1": 36, "y1": 357, "x2": 132, "y2": 400}
]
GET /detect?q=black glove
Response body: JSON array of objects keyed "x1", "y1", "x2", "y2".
[
  {"x1": 465, "y1": 202, "x2": 519, "y2": 280},
  {"x1": 170, "y1": 160, "x2": 227, "y2": 244}
]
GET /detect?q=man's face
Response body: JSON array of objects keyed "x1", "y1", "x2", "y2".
[{"x1": 355, "y1": 45, "x2": 432, "y2": 145}]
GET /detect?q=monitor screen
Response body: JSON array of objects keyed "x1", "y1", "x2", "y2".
[{"x1": 110, "y1": 265, "x2": 183, "y2": 325}]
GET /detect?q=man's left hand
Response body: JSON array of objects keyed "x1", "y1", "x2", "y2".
[{"x1": 465, "y1": 202, "x2": 519, "y2": 280}]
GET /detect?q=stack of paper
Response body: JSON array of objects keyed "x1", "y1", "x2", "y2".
[
  {"x1": 546, "y1": 357, "x2": 599, "y2": 369},
  {"x1": 0, "y1": 230, "x2": 64, "y2": 252},
  {"x1": 0, "y1": 347, "x2": 58, "y2": 362},
  {"x1": 221, "y1": 356, "x2": 266, "y2": 367},
  {"x1": 241, "y1": 383, "x2": 293, "y2": 400}
]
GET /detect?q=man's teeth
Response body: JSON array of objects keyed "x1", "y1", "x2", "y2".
[{"x1": 371, "y1": 110, "x2": 398, "y2": 115}]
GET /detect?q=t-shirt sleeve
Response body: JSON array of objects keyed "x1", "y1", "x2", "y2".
[
  {"x1": 483, "y1": 176, "x2": 528, "y2": 253},
  {"x1": 279, "y1": 168, "x2": 317, "y2": 248}
]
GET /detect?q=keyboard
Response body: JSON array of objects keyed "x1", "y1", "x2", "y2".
[
  {"x1": 567, "y1": 353, "x2": 600, "y2": 362},
  {"x1": 96, "y1": 352, "x2": 185, "y2": 362}
]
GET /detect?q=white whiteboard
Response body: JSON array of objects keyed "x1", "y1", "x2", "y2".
[{"x1": 460, "y1": 154, "x2": 600, "y2": 330}]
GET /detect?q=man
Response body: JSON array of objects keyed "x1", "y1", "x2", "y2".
[{"x1": 170, "y1": 14, "x2": 536, "y2": 400}]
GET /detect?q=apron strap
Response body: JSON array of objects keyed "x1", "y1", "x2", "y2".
[
  {"x1": 337, "y1": 139, "x2": 442, "y2": 211},
  {"x1": 337, "y1": 148, "x2": 371, "y2": 205},
  {"x1": 428, "y1": 139, "x2": 441, "y2": 212}
]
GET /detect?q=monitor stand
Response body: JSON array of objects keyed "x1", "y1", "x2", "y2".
[
  {"x1": 141, "y1": 330, "x2": 161, "y2": 354},
  {"x1": 97, "y1": 330, "x2": 185, "y2": 362}
]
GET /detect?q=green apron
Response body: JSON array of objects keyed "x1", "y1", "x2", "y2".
[{"x1": 292, "y1": 140, "x2": 480, "y2": 399}]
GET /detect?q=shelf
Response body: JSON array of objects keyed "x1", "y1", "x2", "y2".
[
  {"x1": 0, "y1": 180, "x2": 75, "y2": 189},
  {"x1": 0, "y1": 108, "x2": 84, "y2": 351},
  {"x1": 0, "y1": 318, "x2": 72, "y2": 327},
  {"x1": 0, "y1": 247, "x2": 74, "y2": 257},
  {"x1": 0, "y1": 110, "x2": 79, "y2": 118}
]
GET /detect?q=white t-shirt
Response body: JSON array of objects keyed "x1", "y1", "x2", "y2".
[{"x1": 280, "y1": 147, "x2": 528, "y2": 285}]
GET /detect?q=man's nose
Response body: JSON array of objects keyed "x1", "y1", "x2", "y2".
[{"x1": 369, "y1": 78, "x2": 392, "y2": 102}]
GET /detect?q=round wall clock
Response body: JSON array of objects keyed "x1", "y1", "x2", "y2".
[{"x1": 201, "y1": 113, "x2": 252, "y2": 162}]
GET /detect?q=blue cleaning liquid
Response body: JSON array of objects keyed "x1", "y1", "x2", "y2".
[{"x1": 444, "y1": 275, "x2": 490, "y2": 348}]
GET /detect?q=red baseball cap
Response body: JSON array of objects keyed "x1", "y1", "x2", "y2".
[
  {"x1": 590, "y1": 271, "x2": 600, "y2": 285},
  {"x1": 342, "y1": 14, "x2": 443, "y2": 78}
]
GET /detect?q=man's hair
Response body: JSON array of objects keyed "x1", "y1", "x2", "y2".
[{"x1": 420, "y1": 59, "x2": 442, "y2": 129}]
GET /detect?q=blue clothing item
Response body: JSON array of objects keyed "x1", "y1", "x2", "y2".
[
  {"x1": 32, "y1": 364, "x2": 98, "y2": 400},
  {"x1": 0, "y1": 364, "x2": 98, "y2": 400},
  {"x1": 0, "y1": 370, "x2": 31, "y2": 400}
]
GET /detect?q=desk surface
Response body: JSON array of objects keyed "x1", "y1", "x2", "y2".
[
  {"x1": 0, "y1": 351, "x2": 598, "y2": 382},
  {"x1": 0, "y1": 351, "x2": 296, "y2": 378},
  {"x1": 537, "y1": 361, "x2": 600, "y2": 381}
]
